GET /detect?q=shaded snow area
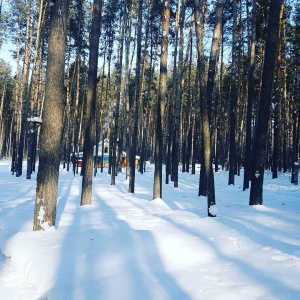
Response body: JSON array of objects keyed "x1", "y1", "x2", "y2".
[{"x1": 0, "y1": 161, "x2": 300, "y2": 300}]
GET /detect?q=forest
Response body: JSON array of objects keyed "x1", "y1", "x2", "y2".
[{"x1": 0, "y1": 0, "x2": 299, "y2": 229}]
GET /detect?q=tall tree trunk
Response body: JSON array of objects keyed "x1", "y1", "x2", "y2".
[
  {"x1": 194, "y1": 0, "x2": 207, "y2": 196},
  {"x1": 175, "y1": 0, "x2": 186, "y2": 186},
  {"x1": 249, "y1": 0, "x2": 283, "y2": 205},
  {"x1": 81, "y1": 0, "x2": 102, "y2": 205},
  {"x1": 111, "y1": 3, "x2": 125, "y2": 185},
  {"x1": 273, "y1": 10, "x2": 285, "y2": 179},
  {"x1": 168, "y1": 0, "x2": 180, "y2": 185},
  {"x1": 203, "y1": 0, "x2": 222, "y2": 215},
  {"x1": 17, "y1": 1, "x2": 33, "y2": 177},
  {"x1": 12, "y1": 24, "x2": 22, "y2": 176},
  {"x1": 243, "y1": 0, "x2": 256, "y2": 190},
  {"x1": 138, "y1": 1, "x2": 152, "y2": 175},
  {"x1": 272, "y1": 38, "x2": 284, "y2": 179},
  {"x1": 128, "y1": 0, "x2": 142, "y2": 193},
  {"x1": 185, "y1": 24, "x2": 194, "y2": 174},
  {"x1": 153, "y1": 0, "x2": 170, "y2": 199},
  {"x1": 195, "y1": 0, "x2": 217, "y2": 216},
  {"x1": 0, "y1": 81, "x2": 7, "y2": 158},
  {"x1": 228, "y1": 0, "x2": 238, "y2": 185},
  {"x1": 216, "y1": 25, "x2": 225, "y2": 171},
  {"x1": 171, "y1": 0, "x2": 181, "y2": 187},
  {"x1": 291, "y1": 107, "x2": 299, "y2": 183},
  {"x1": 33, "y1": 0, "x2": 70, "y2": 230},
  {"x1": 26, "y1": 0, "x2": 46, "y2": 179},
  {"x1": 206, "y1": 0, "x2": 222, "y2": 122}
]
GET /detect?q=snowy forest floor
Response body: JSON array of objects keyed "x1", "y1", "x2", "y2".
[{"x1": 0, "y1": 161, "x2": 300, "y2": 300}]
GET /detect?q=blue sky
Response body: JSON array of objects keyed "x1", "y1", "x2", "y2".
[{"x1": 0, "y1": 41, "x2": 16, "y2": 72}]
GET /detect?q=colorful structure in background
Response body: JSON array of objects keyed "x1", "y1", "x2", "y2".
[
  {"x1": 75, "y1": 138, "x2": 140, "y2": 169},
  {"x1": 74, "y1": 138, "x2": 109, "y2": 168},
  {"x1": 76, "y1": 152, "x2": 83, "y2": 167},
  {"x1": 94, "y1": 138, "x2": 110, "y2": 168}
]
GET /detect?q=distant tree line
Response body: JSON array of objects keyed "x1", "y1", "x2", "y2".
[{"x1": 0, "y1": 0, "x2": 299, "y2": 230}]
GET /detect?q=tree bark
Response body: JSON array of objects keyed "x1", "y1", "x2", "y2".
[
  {"x1": 128, "y1": 0, "x2": 143, "y2": 193},
  {"x1": 153, "y1": 0, "x2": 170, "y2": 199},
  {"x1": 243, "y1": 0, "x2": 256, "y2": 190},
  {"x1": 249, "y1": 0, "x2": 284, "y2": 205},
  {"x1": 81, "y1": 0, "x2": 102, "y2": 205},
  {"x1": 194, "y1": 0, "x2": 216, "y2": 216},
  {"x1": 27, "y1": 0, "x2": 46, "y2": 179},
  {"x1": 33, "y1": 0, "x2": 70, "y2": 230},
  {"x1": 194, "y1": 0, "x2": 207, "y2": 196},
  {"x1": 111, "y1": 2, "x2": 125, "y2": 185},
  {"x1": 17, "y1": 2, "x2": 32, "y2": 178},
  {"x1": 228, "y1": 0, "x2": 238, "y2": 185},
  {"x1": 203, "y1": 0, "x2": 222, "y2": 215}
]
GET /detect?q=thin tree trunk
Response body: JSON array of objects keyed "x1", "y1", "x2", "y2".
[
  {"x1": 171, "y1": 0, "x2": 181, "y2": 186},
  {"x1": 203, "y1": 0, "x2": 222, "y2": 215},
  {"x1": 291, "y1": 108, "x2": 299, "y2": 183},
  {"x1": 0, "y1": 82, "x2": 6, "y2": 158},
  {"x1": 185, "y1": 26, "x2": 194, "y2": 173},
  {"x1": 228, "y1": 0, "x2": 238, "y2": 185},
  {"x1": 195, "y1": 0, "x2": 216, "y2": 216},
  {"x1": 27, "y1": 0, "x2": 46, "y2": 179},
  {"x1": 111, "y1": 4, "x2": 125, "y2": 185},
  {"x1": 13, "y1": 24, "x2": 22, "y2": 176},
  {"x1": 17, "y1": 1, "x2": 33, "y2": 178},
  {"x1": 128, "y1": 0, "x2": 143, "y2": 193},
  {"x1": 243, "y1": 0, "x2": 256, "y2": 190},
  {"x1": 194, "y1": 0, "x2": 207, "y2": 196},
  {"x1": 173, "y1": 0, "x2": 186, "y2": 187},
  {"x1": 81, "y1": 0, "x2": 102, "y2": 205},
  {"x1": 153, "y1": 0, "x2": 170, "y2": 199}
]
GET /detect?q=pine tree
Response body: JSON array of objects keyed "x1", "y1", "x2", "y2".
[
  {"x1": 33, "y1": 0, "x2": 70, "y2": 230},
  {"x1": 249, "y1": 0, "x2": 284, "y2": 206},
  {"x1": 80, "y1": 0, "x2": 103, "y2": 205}
]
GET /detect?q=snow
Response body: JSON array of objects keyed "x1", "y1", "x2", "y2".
[
  {"x1": 27, "y1": 117, "x2": 43, "y2": 124},
  {"x1": 208, "y1": 204, "x2": 218, "y2": 216},
  {"x1": 0, "y1": 161, "x2": 300, "y2": 300}
]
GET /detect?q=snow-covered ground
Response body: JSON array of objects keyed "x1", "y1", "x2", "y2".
[{"x1": 0, "y1": 161, "x2": 299, "y2": 300}]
